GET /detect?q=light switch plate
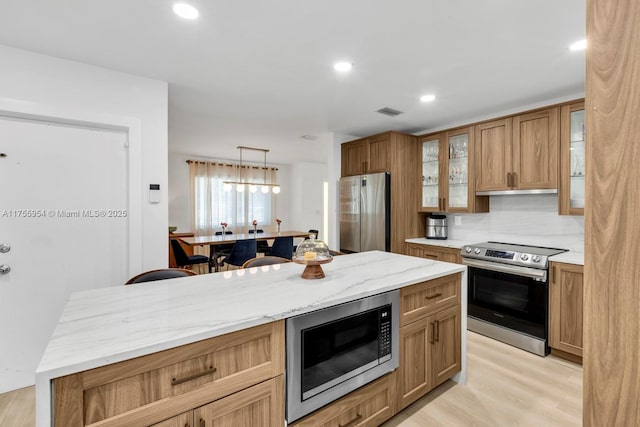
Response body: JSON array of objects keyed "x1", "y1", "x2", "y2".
[{"x1": 454, "y1": 215, "x2": 462, "y2": 225}]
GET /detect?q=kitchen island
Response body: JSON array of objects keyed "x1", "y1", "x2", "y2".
[{"x1": 36, "y1": 251, "x2": 467, "y2": 427}]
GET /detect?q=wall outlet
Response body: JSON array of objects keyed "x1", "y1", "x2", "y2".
[{"x1": 454, "y1": 215, "x2": 462, "y2": 225}]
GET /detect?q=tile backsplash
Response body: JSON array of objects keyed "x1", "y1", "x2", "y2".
[{"x1": 446, "y1": 194, "x2": 584, "y2": 251}]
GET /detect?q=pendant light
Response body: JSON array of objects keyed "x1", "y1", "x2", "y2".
[{"x1": 223, "y1": 146, "x2": 281, "y2": 193}]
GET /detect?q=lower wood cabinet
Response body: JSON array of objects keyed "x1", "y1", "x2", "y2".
[
  {"x1": 397, "y1": 273, "x2": 461, "y2": 411},
  {"x1": 290, "y1": 372, "x2": 396, "y2": 427},
  {"x1": 53, "y1": 321, "x2": 284, "y2": 427},
  {"x1": 151, "y1": 377, "x2": 283, "y2": 427},
  {"x1": 406, "y1": 243, "x2": 461, "y2": 264},
  {"x1": 549, "y1": 262, "x2": 584, "y2": 362},
  {"x1": 398, "y1": 305, "x2": 461, "y2": 410}
]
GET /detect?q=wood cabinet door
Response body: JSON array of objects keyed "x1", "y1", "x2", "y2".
[
  {"x1": 398, "y1": 318, "x2": 429, "y2": 410},
  {"x1": 193, "y1": 376, "x2": 284, "y2": 427},
  {"x1": 341, "y1": 139, "x2": 367, "y2": 176},
  {"x1": 290, "y1": 373, "x2": 395, "y2": 427},
  {"x1": 549, "y1": 262, "x2": 584, "y2": 357},
  {"x1": 512, "y1": 107, "x2": 559, "y2": 189},
  {"x1": 475, "y1": 118, "x2": 513, "y2": 191},
  {"x1": 151, "y1": 412, "x2": 194, "y2": 427},
  {"x1": 429, "y1": 305, "x2": 461, "y2": 388},
  {"x1": 367, "y1": 134, "x2": 390, "y2": 173}
]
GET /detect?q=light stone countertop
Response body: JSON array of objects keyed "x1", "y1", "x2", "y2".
[
  {"x1": 549, "y1": 251, "x2": 584, "y2": 265},
  {"x1": 35, "y1": 250, "x2": 466, "y2": 427},
  {"x1": 406, "y1": 237, "x2": 584, "y2": 266}
]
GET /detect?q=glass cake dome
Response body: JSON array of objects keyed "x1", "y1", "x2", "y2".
[{"x1": 294, "y1": 235, "x2": 331, "y2": 261}]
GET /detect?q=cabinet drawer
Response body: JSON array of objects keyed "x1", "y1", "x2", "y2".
[
  {"x1": 54, "y1": 321, "x2": 284, "y2": 427},
  {"x1": 291, "y1": 372, "x2": 396, "y2": 427},
  {"x1": 400, "y1": 273, "x2": 461, "y2": 326}
]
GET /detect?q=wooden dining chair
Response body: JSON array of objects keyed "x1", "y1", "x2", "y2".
[
  {"x1": 241, "y1": 256, "x2": 291, "y2": 268},
  {"x1": 125, "y1": 268, "x2": 197, "y2": 284}
]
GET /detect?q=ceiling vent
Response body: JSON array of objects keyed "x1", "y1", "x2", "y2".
[
  {"x1": 300, "y1": 134, "x2": 318, "y2": 140},
  {"x1": 376, "y1": 107, "x2": 404, "y2": 117}
]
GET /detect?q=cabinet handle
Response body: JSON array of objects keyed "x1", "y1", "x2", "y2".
[
  {"x1": 425, "y1": 292, "x2": 442, "y2": 300},
  {"x1": 512, "y1": 172, "x2": 517, "y2": 188},
  {"x1": 171, "y1": 366, "x2": 217, "y2": 386},
  {"x1": 429, "y1": 322, "x2": 435, "y2": 344},
  {"x1": 435, "y1": 320, "x2": 440, "y2": 342},
  {"x1": 339, "y1": 413, "x2": 363, "y2": 427},
  {"x1": 199, "y1": 419, "x2": 205, "y2": 427},
  {"x1": 507, "y1": 172, "x2": 512, "y2": 187}
]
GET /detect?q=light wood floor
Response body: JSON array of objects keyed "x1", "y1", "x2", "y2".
[
  {"x1": 0, "y1": 332, "x2": 582, "y2": 427},
  {"x1": 383, "y1": 332, "x2": 583, "y2": 427}
]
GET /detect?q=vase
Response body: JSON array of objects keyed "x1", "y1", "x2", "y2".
[{"x1": 277, "y1": 224, "x2": 281, "y2": 234}]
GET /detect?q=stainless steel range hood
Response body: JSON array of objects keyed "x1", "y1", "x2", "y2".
[{"x1": 475, "y1": 188, "x2": 558, "y2": 196}]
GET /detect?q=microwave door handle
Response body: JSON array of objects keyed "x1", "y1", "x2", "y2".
[{"x1": 461, "y1": 258, "x2": 547, "y2": 281}]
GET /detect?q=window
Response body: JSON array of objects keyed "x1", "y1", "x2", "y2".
[{"x1": 189, "y1": 161, "x2": 278, "y2": 235}]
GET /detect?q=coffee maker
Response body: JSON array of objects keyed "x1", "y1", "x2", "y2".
[{"x1": 426, "y1": 214, "x2": 448, "y2": 240}]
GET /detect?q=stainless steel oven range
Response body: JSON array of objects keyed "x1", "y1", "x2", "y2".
[
  {"x1": 286, "y1": 290, "x2": 399, "y2": 423},
  {"x1": 461, "y1": 242, "x2": 566, "y2": 356}
]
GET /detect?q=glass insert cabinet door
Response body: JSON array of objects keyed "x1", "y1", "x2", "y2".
[
  {"x1": 569, "y1": 109, "x2": 585, "y2": 209},
  {"x1": 421, "y1": 137, "x2": 440, "y2": 210},
  {"x1": 447, "y1": 132, "x2": 469, "y2": 210}
]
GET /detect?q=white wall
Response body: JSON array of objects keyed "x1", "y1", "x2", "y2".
[
  {"x1": 446, "y1": 194, "x2": 584, "y2": 251},
  {"x1": 0, "y1": 44, "x2": 168, "y2": 271}
]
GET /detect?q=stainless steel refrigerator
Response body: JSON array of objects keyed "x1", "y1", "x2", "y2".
[{"x1": 339, "y1": 172, "x2": 390, "y2": 253}]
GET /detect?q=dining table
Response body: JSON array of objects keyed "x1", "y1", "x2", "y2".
[{"x1": 181, "y1": 230, "x2": 314, "y2": 272}]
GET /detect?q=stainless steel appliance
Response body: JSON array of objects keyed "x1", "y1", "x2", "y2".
[
  {"x1": 426, "y1": 214, "x2": 448, "y2": 239},
  {"x1": 461, "y1": 242, "x2": 566, "y2": 356},
  {"x1": 339, "y1": 172, "x2": 390, "y2": 253},
  {"x1": 286, "y1": 290, "x2": 399, "y2": 423}
]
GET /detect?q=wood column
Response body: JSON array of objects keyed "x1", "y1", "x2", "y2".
[{"x1": 585, "y1": 0, "x2": 640, "y2": 425}]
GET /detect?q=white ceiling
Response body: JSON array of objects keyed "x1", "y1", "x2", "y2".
[{"x1": 0, "y1": 0, "x2": 585, "y2": 165}]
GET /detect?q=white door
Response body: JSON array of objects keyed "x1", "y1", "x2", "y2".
[{"x1": 0, "y1": 116, "x2": 129, "y2": 393}]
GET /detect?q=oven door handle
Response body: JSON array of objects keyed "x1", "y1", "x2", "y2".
[{"x1": 462, "y1": 258, "x2": 547, "y2": 281}]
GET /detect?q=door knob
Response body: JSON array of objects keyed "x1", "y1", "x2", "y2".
[
  {"x1": 0, "y1": 265, "x2": 10, "y2": 275},
  {"x1": 0, "y1": 243, "x2": 10, "y2": 253}
]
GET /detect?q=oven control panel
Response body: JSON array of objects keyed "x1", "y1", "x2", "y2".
[
  {"x1": 379, "y1": 306, "x2": 392, "y2": 358},
  {"x1": 462, "y1": 245, "x2": 552, "y2": 268},
  {"x1": 485, "y1": 249, "x2": 515, "y2": 260}
]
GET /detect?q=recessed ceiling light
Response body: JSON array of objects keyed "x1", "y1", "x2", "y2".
[
  {"x1": 569, "y1": 39, "x2": 587, "y2": 51},
  {"x1": 173, "y1": 3, "x2": 199, "y2": 20},
  {"x1": 333, "y1": 62, "x2": 353, "y2": 72},
  {"x1": 420, "y1": 94, "x2": 436, "y2": 103}
]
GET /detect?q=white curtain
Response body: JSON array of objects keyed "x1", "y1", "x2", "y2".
[{"x1": 189, "y1": 161, "x2": 278, "y2": 236}]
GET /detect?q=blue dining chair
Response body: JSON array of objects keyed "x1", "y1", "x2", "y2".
[
  {"x1": 170, "y1": 239, "x2": 210, "y2": 273},
  {"x1": 222, "y1": 239, "x2": 257, "y2": 269},
  {"x1": 248, "y1": 228, "x2": 271, "y2": 254},
  {"x1": 214, "y1": 231, "x2": 234, "y2": 267},
  {"x1": 269, "y1": 236, "x2": 294, "y2": 260}
]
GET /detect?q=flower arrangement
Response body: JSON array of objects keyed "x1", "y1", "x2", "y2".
[
  {"x1": 252, "y1": 219, "x2": 257, "y2": 233},
  {"x1": 220, "y1": 222, "x2": 228, "y2": 233},
  {"x1": 276, "y1": 218, "x2": 282, "y2": 233}
]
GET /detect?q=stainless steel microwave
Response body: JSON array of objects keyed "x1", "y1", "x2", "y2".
[{"x1": 286, "y1": 290, "x2": 399, "y2": 423}]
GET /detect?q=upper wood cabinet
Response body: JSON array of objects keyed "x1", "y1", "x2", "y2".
[
  {"x1": 475, "y1": 108, "x2": 559, "y2": 191},
  {"x1": 549, "y1": 262, "x2": 583, "y2": 361},
  {"x1": 559, "y1": 101, "x2": 585, "y2": 215},
  {"x1": 475, "y1": 118, "x2": 513, "y2": 191},
  {"x1": 419, "y1": 127, "x2": 488, "y2": 213},
  {"x1": 341, "y1": 133, "x2": 390, "y2": 176}
]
